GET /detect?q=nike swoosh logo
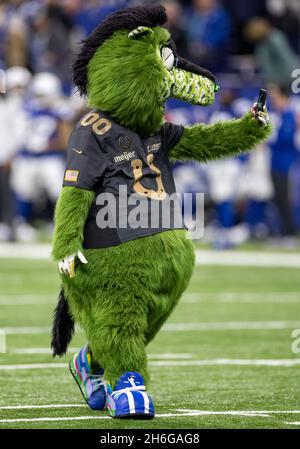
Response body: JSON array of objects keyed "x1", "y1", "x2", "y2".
[{"x1": 72, "y1": 148, "x2": 83, "y2": 154}]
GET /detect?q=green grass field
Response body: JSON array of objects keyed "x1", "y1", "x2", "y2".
[{"x1": 0, "y1": 255, "x2": 300, "y2": 429}]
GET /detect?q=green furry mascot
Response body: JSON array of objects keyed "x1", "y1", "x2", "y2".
[{"x1": 51, "y1": 5, "x2": 271, "y2": 419}]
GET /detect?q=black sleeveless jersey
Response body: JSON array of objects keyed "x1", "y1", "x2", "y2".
[{"x1": 63, "y1": 111, "x2": 185, "y2": 249}]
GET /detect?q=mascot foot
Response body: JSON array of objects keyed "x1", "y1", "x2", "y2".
[
  {"x1": 69, "y1": 345, "x2": 106, "y2": 411},
  {"x1": 106, "y1": 372, "x2": 155, "y2": 419}
]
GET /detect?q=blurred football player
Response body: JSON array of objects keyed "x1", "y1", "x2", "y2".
[
  {"x1": 205, "y1": 91, "x2": 250, "y2": 248},
  {"x1": 11, "y1": 72, "x2": 71, "y2": 241},
  {"x1": 206, "y1": 91, "x2": 273, "y2": 247},
  {"x1": 0, "y1": 66, "x2": 31, "y2": 241},
  {"x1": 268, "y1": 84, "x2": 300, "y2": 241}
]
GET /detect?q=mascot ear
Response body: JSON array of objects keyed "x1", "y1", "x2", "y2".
[{"x1": 128, "y1": 26, "x2": 154, "y2": 39}]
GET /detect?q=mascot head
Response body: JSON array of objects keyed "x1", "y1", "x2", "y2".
[{"x1": 73, "y1": 5, "x2": 217, "y2": 136}]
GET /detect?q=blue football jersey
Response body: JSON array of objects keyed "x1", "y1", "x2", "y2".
[
  {"x1": 270, "y1": 108, "x2": 299, "y2": 173},
  {"x1": 22, "y1": 102, "x2": 65, "y2": 155}
]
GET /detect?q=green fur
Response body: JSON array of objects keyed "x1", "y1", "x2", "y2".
[
  {"x1": 61, "y1": 229, "x2": 195, "y2": 387},
  {"x1": 53, "y1": 16, "x2": 273, "y2": 396},
  {"x1": 170, "y1": 112, "x2": 272, "y2": 162},
  {"x1": 52, "y1": 188, "x2": 195, "y2": 386},
  {"x1": 87, "y1": 27, "x2": 170, "y2": 136},
  {"x1": 52, "y1": 187, "x2": 95, "y2": 261}
]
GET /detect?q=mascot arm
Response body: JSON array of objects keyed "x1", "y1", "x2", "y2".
[
  {"x1": 170, "y1": 112, "x2": 272, "y2": 163},
  {"x1": 52, "y1": 186, "x2": 95, "y2": 262}
]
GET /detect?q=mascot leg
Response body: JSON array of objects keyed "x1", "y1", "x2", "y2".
[
  {"x1": 145, "y1": 231, "x2": 195, "y2": 344},
  {"x1": 62, "y1": 230, "x2": 194, "y2": 418},
  {"x1": 82, "y1": 286, "x2": 149, "y2": 386}
]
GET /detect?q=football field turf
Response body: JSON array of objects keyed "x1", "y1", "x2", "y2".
[{"x1": 0, "y1": 254, "x2": 300, "y2": 429}]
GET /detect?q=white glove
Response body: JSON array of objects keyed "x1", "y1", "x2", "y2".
[
  {"x1": 58, "y1": 251, "x2": 88, "y2": 278},
  {"x1": 251, "y1": 103, "x2": 270, "y2": 127}
]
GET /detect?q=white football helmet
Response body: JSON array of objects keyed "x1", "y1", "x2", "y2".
[
  {"x1": 30, "y1": 72, "x2": 62, "y2": 106},
  {"x1": 6, "y1": 66, "x2": 32, "y2": 91}
]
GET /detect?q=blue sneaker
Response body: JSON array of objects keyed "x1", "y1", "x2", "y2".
[
  {"x1": 69, "y1": 345, "x2": 106, "y2": 411},
  {"x1": 106, "y1": 372, "x2": 155, "y2": 419}
]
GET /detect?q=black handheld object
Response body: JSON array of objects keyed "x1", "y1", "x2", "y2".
[{"x1": 257, "y1": 89, "x2": 267, "y2": 112}]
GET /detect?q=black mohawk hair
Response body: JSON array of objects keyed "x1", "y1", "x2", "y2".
[{"x1": 73, "y1": 5, "x2": 168, "y2": 96}]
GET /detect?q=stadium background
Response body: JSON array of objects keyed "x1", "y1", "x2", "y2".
[{"x1": 0, "y1": 0, "x2": 300, "y2": 429}]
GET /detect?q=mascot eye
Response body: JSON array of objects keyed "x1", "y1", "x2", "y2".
[{"x1": 161, "y1": 47, "x2": 175, "y2": 71}]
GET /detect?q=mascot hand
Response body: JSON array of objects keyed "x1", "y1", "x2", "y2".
[
  {"x1": 251, "y1": 103, "x2": 270, "y2": 128},
  {"x1": 58, "y1": 251, "x2": 88, "y2": 278}
]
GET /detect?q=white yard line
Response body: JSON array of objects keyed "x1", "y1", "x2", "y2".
[
  {"x1": 2, "y1": 409, "x2": 300, "y2": 423},
  {"x1": 9, "y1": 348, "x2": 194, "y2": 359},
  {"x1": 176, "y1": 409, "x2": 300, "y2": 415},
  {"x1": 1, "y1": 292, "x2": 299, "y2": 307},
  {"x1": 150, "y1": 359, "x2": 300, "y2": 367},
  {"x1": 0, "y1": 295, "x2": 54, "y2": 305},
  {"x1": 0, "y1": 416, "x2": 110, "y2": 423},
  {"x1": 0, "y1": 244, "x2": 51, "y2": 260},
  {"x1": 1, "y1": 327, "x2": 51, "y2": 335},
  {"x1": 195, "y1": 250, "x2": 300, "y2": 268},
  {"x1": 1, "y1": 244, "x2": 300, "y2": 267},
  {"x1": 175, "y1": 411, "x2": 271, "y2": 417},
  {"x1": 1, "y1": 358, "x2": 300, "y2": 370},
  {"x1": 183, "y1": 292, "x2": 300, "y2": 304},
  {"x1": 285, "y1": 422, "x2": 300, "y2": 425},
  {"x1": 0, "y1": 404, "x2": 85, "y2": 410},
  {"x1": 10, "y1": 348, "x2": 80, "y2": 355},
  {"x1": 156, "y1": 412, "x2": 271, "y2": 418},
  {"x1": 0, "y1": 413, "x2": 273, "y2": 423},
  {"x1": 1, "y1": 405, "x2": 300, "y2": 415},
  {"x1": 2, "y1": 320, "x2": 300, "y2": 335},
  {"x1": 0, "y1": 363, "x2": 67, "y2": 370},
  {"x1": 164, "y1": 321, "x2": 300, "y2": 331},
  {"x1": 0, "y1": 292, "x2": 299, "y2": 306}
]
